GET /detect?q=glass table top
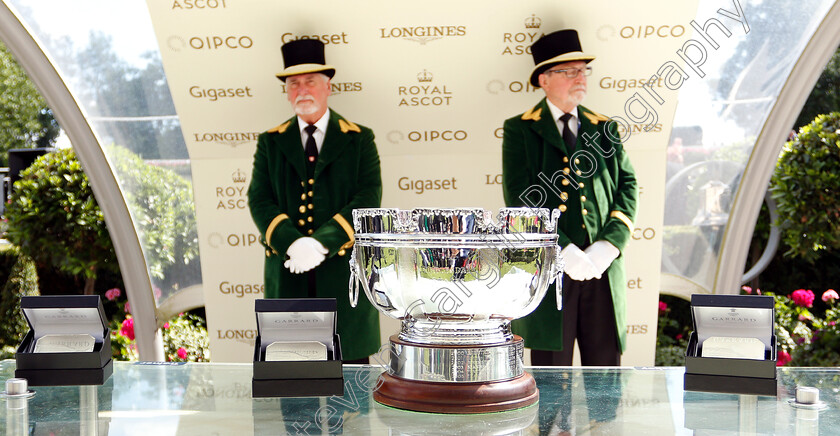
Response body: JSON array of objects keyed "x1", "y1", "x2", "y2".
[{"x1": 0, "y1": 360, "x2": 837, "y2": 435}]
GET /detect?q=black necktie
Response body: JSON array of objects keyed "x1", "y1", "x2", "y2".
[
  {"x1": 304, "y1": 124, "x2": 318, "y2": 165},
  {"x1": 559, "y1": 113, "x2": 576, "y2": 152}
]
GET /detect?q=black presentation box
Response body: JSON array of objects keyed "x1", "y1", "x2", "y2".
[
  {"x1": 684, "y1": 294, "x2": 777, "y2": 396},
  {"x1": 252, "y1": 298, "x2": 344, "y2": 398},
  {"x1": 15, "y1": 295, "x2": 113, "y2": 386}
]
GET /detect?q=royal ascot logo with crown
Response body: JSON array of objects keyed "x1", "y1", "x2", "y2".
[
  {"x1": 501, "y1": 14, "x2": 545, "y2": 56},
  {"x1": 232, "y1": 168, "x2": 246, "y2": 184},
  {"x1": 397, "y1": 70, "x2": 453, "y2": 107},
  {"x1": 379, "y1": 24, "x2": 467, "y2": 45},
  {"x1": 524, "y1": 14, "x2": 542, "y2": 29},
  {"x1": 216, "y1": 169, "x2": 248, "y2": 211},
  {"x1": 192, "y1": 131, "x2": 260, "y2": 147},
  {"x1": 417, "y1": 70, "x2": 433, "y2": 83}
]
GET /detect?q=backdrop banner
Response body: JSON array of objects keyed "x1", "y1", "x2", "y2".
[{"x1": 145, "y1": 0, "x2": 699, "y2": 364}]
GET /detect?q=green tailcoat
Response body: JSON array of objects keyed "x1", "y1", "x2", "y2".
[
  {"x1": 247, "y1": 110, "x2": 382, "y2": 360},
  {"x1": 503, "y1": 99, "x2": 638, "y2": 352}
]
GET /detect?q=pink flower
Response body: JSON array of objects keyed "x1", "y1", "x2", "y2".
[
  {"x1": 822, "y1": 289, "x2": 839, "y2": 303},
  {"x1": 791, "y1": 289, "x2": 815, "y2": 308},
  {"x1": 120, "y1": 318, "x2": 135, "y2": 341},
  {"x1": 105, "y1": 288, "x2": 121, "y2": 301},
  {"x1": 777, "y1": 350, "x2": 791, "y2": 366},
  {"x1": 741, "y1": 285, "x2": 753, "y2": 294},
  {"x1": 658, "y1": 301, "x2": 668, "y2": 314},
  {"x1": 177, "y1": 348, "x2": 188, "y2": 359},
  {"x1": 124, "y1": 302, "x2": 131, "y2": 314},
  {"x1": 163, "y1": 322, "x2": 170, "y2": 329},
  {"x1": 153, "y1": 287, "x2": 162, "y2": 300}
]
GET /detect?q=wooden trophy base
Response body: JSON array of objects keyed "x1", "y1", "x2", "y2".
[{"x1": 373, "y1": 371, "x2": 539, "y2": 414}]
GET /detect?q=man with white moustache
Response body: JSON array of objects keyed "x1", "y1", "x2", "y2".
[
  {"x1": 248, "y1": 38, "x2": 382, "y2": 363},
  {"x1": 502, "y1": 29, "x2": 638, "y2": 366}
]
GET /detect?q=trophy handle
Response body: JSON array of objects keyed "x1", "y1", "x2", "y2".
[
  {"x1": 348, "y1": 246, "x2": 360, "y2": 308},
  {"x1": 552, "y1": 247, "x2": 564, "y2": 311}
]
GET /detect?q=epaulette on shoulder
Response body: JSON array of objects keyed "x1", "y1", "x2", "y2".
[
  {"x1": 582, "y1": 110, "x2": 610, "y2": 125},
  {"x1": 521, "y1": 106, "x2": 542, "y2": 121},
  {"x1": 267, "y1": 121, "x2": 291, "y2": 134},
  {"x1": 339, "y1": 119, "x2": 361, "y2": 133}
]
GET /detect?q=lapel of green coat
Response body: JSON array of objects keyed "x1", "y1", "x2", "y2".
[
  {"x1": 527, "y1": 98, "x2": 568, "y2": 155},
  {"x1": 315, "y1": 110, "x2": 352, "y2": 179},
  {"x1": 577, "y1": 105, "x2": 598, "y2": 153},
  {"x1": 276, "y1": 117, "x2": 306, "y2": 181}
]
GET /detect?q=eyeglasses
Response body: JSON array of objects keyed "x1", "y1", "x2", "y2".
[{"x1": 546, "y1": 66, "x2": 592, "y2": 79}]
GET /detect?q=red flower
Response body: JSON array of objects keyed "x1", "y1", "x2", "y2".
[
  {"x1": 822, "y1": 289, "x2": 839, "y2": 303},
  {"x1": 791, "y1": 289, "x2": 815, "y2": 308},
  {"x1": 163, "y1": 322, "x2": 170, "y2": 329},
  {"x1": 676, "y1": 334, "x2": 683, "y2": 340},
  {"x1": 177, "y1": 347, "x2": 188, "y2": 359},
  {"x1": 741, "y1": 285, "x2": 752, "y2": 294},
  {"x1": 658, "y1": 301, "x2": 668, "y2": 314},
  {"x1": 105, "y1": 288, "x2": 121, "y2": 301},
  {"x1": 120, "y1": 318, "x2": 135, "y2": 341},
  {"x1": 777, "y1": 350, "x2": 791, "y2": 366}
]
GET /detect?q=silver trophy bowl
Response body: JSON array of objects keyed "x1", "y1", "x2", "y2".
[
  {"x1": 350, "y1": 207, "x2": 563, "y2": 347},
  {"x1": 348, "y1": 207, "x2": 564, "y2": 412}
]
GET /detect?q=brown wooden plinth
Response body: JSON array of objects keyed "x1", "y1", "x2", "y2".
[{"x1": 373, "y1": 371, "x2": 539, "y2": 414}]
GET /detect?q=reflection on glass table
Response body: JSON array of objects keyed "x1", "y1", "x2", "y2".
[{"x1": 0, "y1": 361, "x2": 837, "y2": 435}]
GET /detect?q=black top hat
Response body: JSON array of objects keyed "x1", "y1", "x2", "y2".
[
  {"x1": 529, "y1": 29, "x2": 595, "y2": 87},
  {"x1": 275, "y1": 39, "x2": 336, "y2": 81}
]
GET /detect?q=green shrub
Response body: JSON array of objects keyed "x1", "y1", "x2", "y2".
[
  {"x1": 4, "y1": 149, "x2": 118, "y2": 295},
  {"x1": 770, "y1": 112, "x2": 840, "y2": 263},
  {"x1": 0, "y1": 250, "x2": 39, "y2": 359},
  {"x1": 107, "y1": 145, "x2": 199, "y2": 282}
]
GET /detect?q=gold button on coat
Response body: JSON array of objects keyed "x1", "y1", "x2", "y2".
[
  {"x1": 579, "y1": 182, "x2": 584, "y2": 188},
  {"x1": 338, "y1": 249, "x2": 346, "y2": 256},
  {"x1": 308, "y1": 191, "x2": 314, "y2": 197},
  {"x1": 581, "y1": 196, "x2": 587, "y2": 202},
  {"x1": 559, "y1": 205, "x2": 567, "y2": 212},
  {"x1": 300, "y1": 194, "x2": 306, "y2": 201},
  {"x1": 308, "y1": 178, "x2": 315, "y2": 185},
  {"x1": 298, "y1": 219, "x2": 305, "y2": 226},
  {"x1": 582, "y1": 209, "x2": 588, "y2": 216},
  {"x1": 299, "y1": 206, "x2": 306, "y2": 213},
  {"x1": 307, "y1": 229, "x2": 314, "y2": 235},
  {"x1": 560, "y1": 192, "x2": 569, "y2": 201},
  {"x1": 576, "y1": 170, "x2": 582, "y2": 176},
  {"x1": 563, "y1": 157, "x2": 569, "y2": 163},
  {"x1": 307, "y1": 216, "x2": 313, "y2": 223},
  {"x1": 563, "y1": 167, "x2": 570, "y2": 174},
  {"x1": 562, "y1": 179, "x2": 570, "y2": 186},
  {"x1": 307, "y1": 204, "x2": 313, "y2": 210}
]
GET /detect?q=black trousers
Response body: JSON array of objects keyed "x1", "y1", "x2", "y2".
[{"x1": 531, "y1": 274, "x2": 621, "y2": 366}]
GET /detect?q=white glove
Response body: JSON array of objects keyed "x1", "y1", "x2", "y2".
[
  {"x1": 284, "y1": 237, "x2": 328, "y2": 274},
  {"x1": 584, "y1": 240, "x2": 620, "y2": 279},
  {"x1": 560, "y1": 244, "x2": 599, "y2": 281}
]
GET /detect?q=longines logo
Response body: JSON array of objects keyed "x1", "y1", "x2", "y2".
[
  {"x1": 397, "y1": 70, "x2": 453, "y2": 107},
  {"x1": 280, "y1": 81, "x2": 363, "y2": 94},
  {"x1": 192, "y1": 132, "x2": 259, "y2": 147},
  {"x1": 281, "y1": 32, "x2": 349, "y2": 45},
  {"x1": 208, "y1": 232, "x2": 259, "y2": 248},
  {"x1": 216, "y1": 169, "x2": 248, "y2": 210},
  {"x1": 189, "y1": 85, "x2": 253, "y2": 102},
  {"x1": 596, "y1": 24, "x2": 686, "y2": 41},
  {"x1": 386, "y1": 129, "x2": 468, "y2": 144},
  {"x1": 501, "y1": 15, "x2": 545, "y2": 55},
  {"x1": 219, "y1": 281, "x2": 263, "y2": 297},
  {"x1": 216, "y1": 329, "x2": 257, "y2": 345},
  {"x1": 171, "y1": 0, "x2": 227, "y2": 10},
  {"x1": 617, "y1": 123, "x2": 663, "y2": 137},
  {"x1": 379, "y1": 25, "x2": 467, "y2": 45}
]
